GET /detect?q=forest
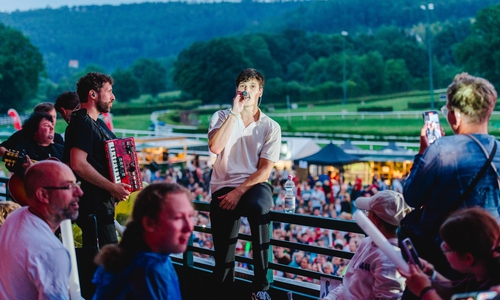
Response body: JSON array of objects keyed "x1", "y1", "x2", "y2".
[{"x1": 0, "y1": 0, "x2": 499, "y2": 111}]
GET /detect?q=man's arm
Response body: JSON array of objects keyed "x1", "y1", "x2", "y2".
[
  {"x1": 70, "y1": 147, "x2": 130, "y2": 201},
  {"x1": 218, "y1": 157, "x2": 275, "y2": 210},
  {"x1": 208, "y1": 113, "x2": 237, "y2": 155}
]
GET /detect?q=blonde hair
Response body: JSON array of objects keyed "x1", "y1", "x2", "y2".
[
  {"x1": 446, "y1": 73, "x2": 498, "y2": 124},
  {"x1": 0, "y1": 201, "x2": 21, "y2": 226}
]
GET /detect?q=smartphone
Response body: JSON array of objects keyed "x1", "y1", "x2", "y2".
[
  {"x1": 451, "y1": 291, "x2": 499, "y2": 300},
  {"x1": 422, "y1": 110, "x2": 442, "y2": 144},
  {"x1": 402, "y1": 238, "x2": 423, "y2": 270}
]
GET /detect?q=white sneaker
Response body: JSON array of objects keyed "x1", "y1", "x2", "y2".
[{"x1": 251, "y1": 291, "x2": 271, "y2": 300}]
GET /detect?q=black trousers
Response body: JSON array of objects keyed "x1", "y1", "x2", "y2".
[
  {"x1": 210, "y1": 182, "x2": 273, "y2": 298},
  {"x1": 77, "y1": 197, "x2": 117, "y2": 248}
]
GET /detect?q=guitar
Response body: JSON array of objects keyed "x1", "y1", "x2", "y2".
[
  {"x1": 3, "y1": 149, "x2": 58, "y2": 206},
  {"x1": 3, "y1": 150, "x2": 30, "y2": 206}
]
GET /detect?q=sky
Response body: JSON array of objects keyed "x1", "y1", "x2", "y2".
[{"x1": 0, "y1": 1, "x2": 171, "y2": 12}]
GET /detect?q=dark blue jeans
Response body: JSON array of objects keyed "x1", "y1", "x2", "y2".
[{"x1": 210, "y1": 182, "x2": 273, "y2": 298}]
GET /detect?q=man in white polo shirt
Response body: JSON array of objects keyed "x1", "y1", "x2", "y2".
[{"x1": 208, "y1": 68, "x2": 281, "y2": 300}]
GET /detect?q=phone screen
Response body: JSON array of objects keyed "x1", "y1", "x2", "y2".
[
  {"x1": 451, "y1": 291, "x2": 499, "y2": 300},
  {"x1": 422, "y1": 110, "x2": 442, "y2": 144},
  {"x1": 402, "y1": 238, "x2": 423, "y2": 270}
]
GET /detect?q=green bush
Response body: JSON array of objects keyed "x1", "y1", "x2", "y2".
[
  {"x1": 357, "y1": 106, "x2": 393, "y2": 112},
  {"x1": 408, "y1": 102, "x2": 431, "y2": 109}
]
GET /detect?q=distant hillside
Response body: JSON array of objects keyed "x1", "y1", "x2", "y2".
[{"x1": 0, "y1": 0, "x2": 496, "y2": 81}]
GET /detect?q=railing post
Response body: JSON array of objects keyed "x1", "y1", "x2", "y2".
[
  {"x1": 184, "y1": 232, "x2": 194, "y2": 268},
  {"x1": 267, "y1": 221, "x2": 274, "y2": 285}
]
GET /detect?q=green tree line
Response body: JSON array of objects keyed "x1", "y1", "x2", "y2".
[
  {"x1": 0, "y1": 0, "x2": 495, "y2": 82},
  {"x1": 2, "y1": 3, "x2": 500, "y2": 112}
]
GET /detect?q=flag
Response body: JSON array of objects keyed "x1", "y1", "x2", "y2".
[
  {"x1": 102, "y1": 112, "x2": 114, "y2": 131},
  {"x1": 7, "y1": 108, "x2": 22, "y2": 131}
]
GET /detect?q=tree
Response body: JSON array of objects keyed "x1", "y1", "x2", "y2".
[
  {"x1": 173, "y1": 38, "x2": 250, "y2": 104},
  {"x1": 111, "y1": 68, "x2": 140, "y2": 103},
  {"x1": 131, "y1": 58, "x2": 167, "y2": 97},
  {"x1": 355, "y1": 51, "x2": 385, "y2": 94},
  {"x1": 455, "y1": 4, "x2": 500, "y2": 87},
  {"x1": 384, "y1": 59, "x2": 413, "y2": 93},
  {"x1": 0, "y1": 24, "x2": 45, "y2": 112}
]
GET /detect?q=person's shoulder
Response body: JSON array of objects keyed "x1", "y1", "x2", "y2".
[
  {"x1": 134, "y1": 252, "x2": 170, "y2": 266},
  {"x1": 67, "y1": 109, "x2": 90, "y2": 126},
  {"x1": 260, "y1": 112, "x2": 281, "y2": 129}
]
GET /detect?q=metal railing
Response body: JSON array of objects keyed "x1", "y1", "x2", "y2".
[
  {"x1": 174, "y1": 201, "x2": 365, "y2": 299},
  {"x1": 0, "y1": 177, "x2": 12, "y2": 201},
  {"x1": 0, "y1": 176, "x2": 363, "y2": 298}
]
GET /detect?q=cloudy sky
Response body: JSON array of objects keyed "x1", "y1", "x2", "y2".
[{"x1": 0, "y1": 1, "x2": 173, "y2": 12}]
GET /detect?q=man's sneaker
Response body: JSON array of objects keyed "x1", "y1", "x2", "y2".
[{"x1": 251, "y1": 291, "x2": 271, "y2": 300}]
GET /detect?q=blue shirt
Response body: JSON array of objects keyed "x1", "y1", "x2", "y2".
[
  {"x1": 404, "y1": 134, "x2": 500, "y2": 240},
  {"x1": 92, "y1": 252, "x2": 181, "y2": 300}
]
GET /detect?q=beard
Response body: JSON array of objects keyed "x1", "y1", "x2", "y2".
[
  {"x1": 52, "y1": 201, "x2": 79, "y2": 223},
  {"x1": 96, "y1": 97, "x2": 111, "y2": 113}
]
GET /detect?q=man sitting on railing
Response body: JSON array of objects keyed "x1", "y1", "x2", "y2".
[{"x1": 208, "y1": 68, "x2": 281, "y2": 300}]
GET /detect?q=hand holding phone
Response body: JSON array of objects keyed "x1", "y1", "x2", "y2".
[
  {"x1": 422, "y1": 110, "x2": 442, "y2": 144},
  {"x1": 402, "y1": 238, "x2": 424, "y2": 270}
]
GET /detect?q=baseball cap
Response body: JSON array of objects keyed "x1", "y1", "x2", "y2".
[
  {"x1": 315, "y1": 181, "x2": 323, "y2": 187},
  {"x1": 355, "y1": 190, "x2": 410, "y2": 226}
]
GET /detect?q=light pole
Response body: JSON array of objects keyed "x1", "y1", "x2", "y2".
[
  {"x1": 341, "y1": 31, "x2": 348, "y2": 105},
  {"x1": 421, "y1": 3, "x2": 434, "y2": 109}
]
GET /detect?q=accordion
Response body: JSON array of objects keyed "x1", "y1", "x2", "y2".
[{"x1": 104, "y1": 137, "x2": 142, "y2": 192}]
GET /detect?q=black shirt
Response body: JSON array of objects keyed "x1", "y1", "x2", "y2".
[
  {"x1": 1, "y1": 130, "x2": 64, "y2": 150},
  {"x1": 64, "y1": 108, "x2": 117, "y2": 217}
]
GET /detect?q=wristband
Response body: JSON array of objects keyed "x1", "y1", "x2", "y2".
[
  {"x1": 419, "y1": 286, "x2": 434, "y2": 299},
  {"x1": 229, "y1": 109, "x2": 240, "y2": 117}
]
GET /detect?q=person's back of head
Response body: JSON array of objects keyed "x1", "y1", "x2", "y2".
[
  {"x1": 355, "y1": 190, "x2": 411, "y2": 233},
  {"x1": 440, "y1": 207, "x2": 500, "y2": 280},
  {"x1": 55, "y1": 91, "x2": 80, "y2": 122},
  {"x1": 447, "y1": 73, "x2": 497, "y2": 124},
  {"x1": 33, "y1": 102, "x2": 55, "y2": 114},
  {"x1": 0, "y1": 201, "x2": 21, "y2": 227}
]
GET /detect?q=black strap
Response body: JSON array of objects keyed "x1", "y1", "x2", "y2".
[{"x1": 455, "y1": 137, "x2": 497, "y2": 210}]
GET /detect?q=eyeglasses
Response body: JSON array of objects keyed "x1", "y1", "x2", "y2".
[
  {"x1": 43, "y1": 181, "x2": 81, "y2": 190},
  {"x1": 440, "y1": 241, "x2": 455, "y2": 254},
  {"x1": 440, "y1": 105, "x2": 449, "y2": 117}
]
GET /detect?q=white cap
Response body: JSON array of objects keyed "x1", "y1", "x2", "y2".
[{"x1": 355, "y1": 190, "x2": 410, "y2": 226}]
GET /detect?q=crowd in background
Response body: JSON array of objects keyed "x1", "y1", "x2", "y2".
[{"x1": 140, "y1": 157, "x2": 407, "y2": 283}]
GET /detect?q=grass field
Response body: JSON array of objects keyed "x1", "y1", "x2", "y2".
[
  {"x1": 9, "y1": 89, "x2": 500, "y2": 139},
  {"x1": 104, "y1": 91, "x2": 500, "y2": 139}
]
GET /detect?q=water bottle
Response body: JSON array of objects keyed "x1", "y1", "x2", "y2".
[{"x1": 284, "y1": 175, "x2": 295, "y2": 213}]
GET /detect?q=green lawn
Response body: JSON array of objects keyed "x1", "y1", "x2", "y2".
[{"x1": 10, "y1": 89, "x2": 500, "y2": 139}]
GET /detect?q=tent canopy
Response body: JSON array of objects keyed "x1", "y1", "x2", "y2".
[
  {"x1": 294, "y1": 142, "x2": 360, "y2": 166},
  {"x1": 340, "y1": 139, "x2": 362, "y2": 151}
]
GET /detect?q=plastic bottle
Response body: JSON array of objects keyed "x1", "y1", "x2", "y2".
[{"x1": 283, "y1": 175, "x2": 295, "y2": 213}]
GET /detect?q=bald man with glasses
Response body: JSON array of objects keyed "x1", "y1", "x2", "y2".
[{"x1": 0, "y1": 160, "x2": 83, "y2": 300}]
